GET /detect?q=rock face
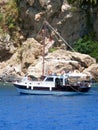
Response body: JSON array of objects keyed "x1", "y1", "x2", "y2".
[
  {"x1": 0, "y1": 38, "x2": 42, "y2": 81},
  {"x1": 18, "y1": 0, "x2": 98, "y2": 43},
  {"x1": 0, "y1": 37, "x2": 98, "y2": 81},
  {"x1": 0, "y1": 0, "x2": 98, "y2": 81},
  {"x1": 28, "y1": 49, "x2": 97, "y2": 78},
  {"x1": 0, "y1": 25, "x2": 98, "y2": 81}
]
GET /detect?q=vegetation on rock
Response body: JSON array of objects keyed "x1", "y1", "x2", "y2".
[
  {"x1": 0, "y1": 0, "x2": 21, "y2": 44},
  {"x1": 67, "y1": 0, "x2": 98, "y2": 62},
  {"x1": 74, "y1": 35, "x2": 98, "y2": 62}
]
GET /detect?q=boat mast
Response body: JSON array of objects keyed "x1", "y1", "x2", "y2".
[
  {"x1": 41, "y1": 20, "x2": 75, "y2": 76},
  {"x1": 42, "y1": 21, "x2": 46, "y2": 76}
]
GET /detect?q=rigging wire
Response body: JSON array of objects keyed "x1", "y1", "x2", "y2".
[{"x1": 45, "y1": 20, "x2": 76, "y2": 52}]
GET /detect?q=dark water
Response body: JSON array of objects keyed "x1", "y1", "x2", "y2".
[{"x1": 0, "y1": 83, "x2": 98, "y2": 130}]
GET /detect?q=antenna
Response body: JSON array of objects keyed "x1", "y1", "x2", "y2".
[{"x1": 42, "y1": 21, "x2": 47, "y2": 76}]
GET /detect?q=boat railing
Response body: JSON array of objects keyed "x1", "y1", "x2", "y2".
[{"x1": 22, "y1": 80, "x2": 55, "y2": 88}]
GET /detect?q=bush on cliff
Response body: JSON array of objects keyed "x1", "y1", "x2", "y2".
[{"x1": 74, "y1": 36, "x2": 98, "y2": 62}]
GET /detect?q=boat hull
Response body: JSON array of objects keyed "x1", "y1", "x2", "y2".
[
  {"x1": 16, "y1": 88, "x2": 84, "y2": 96},
  {"x1": 14, "y1": 83, "x2": 91, "y2": 96}
]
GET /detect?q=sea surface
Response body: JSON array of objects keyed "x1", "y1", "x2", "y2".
[{"x1": 0, "y1": 83, "x2": 98, "y2": 130}]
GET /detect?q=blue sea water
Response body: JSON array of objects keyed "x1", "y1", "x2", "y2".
[{"x1": 0, "y1": 83, "x2": 98, "y2": 130}]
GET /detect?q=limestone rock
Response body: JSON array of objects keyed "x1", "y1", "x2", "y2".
[
  {"x1": 27, "y1": 49, "x2": 96, "y2": 78},
  {"x1": 17, "y1": 0, "x2": 98, "y2": 43},
  {"x1": 71, "y1": 52, "x2": 96, "y2": 67},
  {"x1": 0, "y1": 46, "x2": 97, "y2": 81},
  {"x1": 83, "y1": 64, "x2": 98, "y2": 80},
  {"x1": 0, "y1": 0, "x2": 98, "y2": 81}
]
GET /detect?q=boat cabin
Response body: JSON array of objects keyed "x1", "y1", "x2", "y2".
[
  {"x1": 43, "y1": 72, "x2": 91, "y2": 88},
  {"x1": 44, "y1": 75, "x2": 68, "y2": 87}
]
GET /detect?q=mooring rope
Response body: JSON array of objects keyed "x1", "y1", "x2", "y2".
[{"x1": 67, "y1": 84, "x2": 82, "y2": 93}]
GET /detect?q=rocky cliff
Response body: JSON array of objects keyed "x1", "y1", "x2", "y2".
[
  {"x1": 17, "y1": 0, "x2": 98, "y2": 42},
  {"x1": 0, "y1": 0, "x2": 98, "y2": 81},
  {"x1": 0, "y1": 37, "x2": 98, "y2": 82}
]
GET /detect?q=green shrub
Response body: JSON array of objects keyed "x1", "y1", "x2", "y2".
[{"x1": 74, "y1": 37, "x2": 98, "y2": 62}]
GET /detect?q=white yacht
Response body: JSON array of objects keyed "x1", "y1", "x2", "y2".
[{"x1": 13, "y1": 72, "x2": 92, "y2": 95}]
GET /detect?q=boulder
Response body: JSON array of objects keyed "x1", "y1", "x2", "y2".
[
  {"x1": 0, "y1": 45, "x2": 97, "y2": 81},
  {"x1": 83, "y1": 64, "x2": 98, "y2": 80},
  {"x1": 27, "y1": 49, "x2": 96, "y2": 78}
]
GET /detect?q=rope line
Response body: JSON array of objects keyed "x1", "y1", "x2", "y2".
[{"x1": 45, "y1": 20, "x2": 75, "y2": 52}]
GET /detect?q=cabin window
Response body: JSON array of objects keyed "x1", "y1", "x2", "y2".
[
  {"x1": 55, "y1": 78, "x2": 60, "y2": 87},
  {"x1": 45, "y1": 77, "x2": 53, "y2": 82},
  {"x1": 59, "y1": 78, "x2": 63, "y2": 86}
]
